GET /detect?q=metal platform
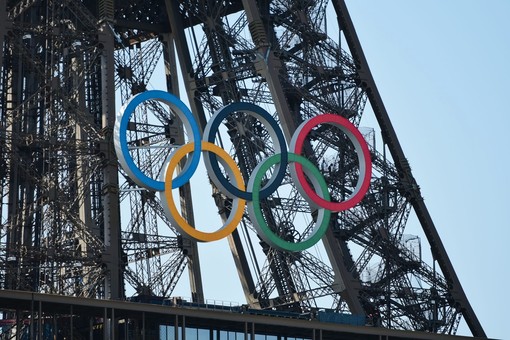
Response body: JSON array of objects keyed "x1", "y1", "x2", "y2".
[{"x1": 0, "y1": 290, "x2": 493, "y2": 340}]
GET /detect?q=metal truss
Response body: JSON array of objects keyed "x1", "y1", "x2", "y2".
[
  {"x1": 111, "y1": 0, "x2": 208, "y2": 301},
  {"x1": 0, "y1": 0, "x2": 111, "y2": 298},
  {"x1": 163, "y1": 0, "x2": 486, "y2": 337},
  {"x1": 0, "y1": 0, "x2": 486, "y2": 338}
]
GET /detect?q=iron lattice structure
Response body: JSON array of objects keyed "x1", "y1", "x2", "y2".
[{"x1": 0, "y1": 0, "x2": 486, "y2": 338}]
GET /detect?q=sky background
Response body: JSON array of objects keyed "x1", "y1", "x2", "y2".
[{"x1": 154, "y1": 1, "x2": 509, "y2": 339}]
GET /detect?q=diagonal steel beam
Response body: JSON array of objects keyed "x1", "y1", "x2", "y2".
[
  {"x1": 332, "y1": 0, "x2": 486, "y2": 337},
  {"x1": 8, "y1": 0, "x2": 40, "y2": 20}
]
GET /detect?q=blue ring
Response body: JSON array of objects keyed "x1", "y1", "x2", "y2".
[
  {"x1": 203, "y1": 102, "x2": 288, "y2": 200},
  {"x1": 117, "y1": 90, "x2": 201, "y2": 191}
]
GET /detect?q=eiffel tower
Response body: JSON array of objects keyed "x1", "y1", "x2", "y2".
[{"x1": 0, "y1": 0, "x2": 486, "y2": 338}]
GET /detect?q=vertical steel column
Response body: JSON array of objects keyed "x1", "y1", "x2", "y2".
[
  {"x1": 70, "y1": 305, "x2": 74, "y2": 340},
  {"x1": 15, "y1": 308, "x2": 20, "y2": 340},
  {"x1": 143, "y1": 312, "x2": 146, "y2": 340},
  {"x1": 89, "y1": 317, "x2": 93, "y2": 340},
  {"x1": 0, "y1": 0, "x2": 5, "y2": 244},
  {"x1": 98, "y1": 22, "x2": 123, "y2": 300},
  {"x1": 72, "y1": 49, "x2": 95, "y2": 280},
  {"x1": 0, "y1": 0, "x2": 6, "y2": 69},
  {"x1": 5, "y1": 2, "x2": 22, "y2": 292},
  {"x1": 164, "y1": 0, "x2": 258, "y2": 304},
  {"x1": 182, "y1": 315, "x2": 186, "y2": 340},
  {"x1": 164, "y1": 1, "x2": 208, "y2": 129},
  {"x1": 241, "y1": 0, "x2": 360, "y2": 311},
  {"x1": 332, "y1": 0, "x2": 486, "y2": 337},
  {"x1": 103, "y1": 307, "x2": 109, "y2": 339},
  {"x1": 38, "y1": 301, "x2": 42, "y2": 339},
  {"x1": 161, "y1": 34, "x2": 180, "y2": 96},
  {"x1": 240, "y1": 0, "x2": 297, "y2": 141},
  {"x1": 226, "y1": 230, "x2": 258, "y2": 306},
  {"x1": 30, "y1": 295, "x2": 34, "y2": 337},
  {"x1": 161, "y1": 32, "x2": 204, "y2": 303},
  {"x1": 174, "y1": 314, "x2": 178, "y2": 340},
  {"x1": 322, "y1": 228, "x2": 364, "y2": 314},
  {"x1": 112, "y1": 308, "x2": 115, "y2": 339}
]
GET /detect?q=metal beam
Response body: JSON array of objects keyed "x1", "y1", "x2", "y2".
[
  {"x1": 163, "y1": 0, "x2": 214, "y2": 303},
  {"x1": 0, "y1": 0, "x2": 6, "y2": 70},
  {"x1": 160, "y1": 32, "x2": 205, "y2": 303},
  {"x1": 241, "y1": 0, "x2": 298, "y2": 141},
  {"x1": 164, "y1": 0, "x2": 208, "y2": 130},
  {"x1": 240, "y1": 0, "x2": 368, "y2": 313},
  {"x1": 164, "y1": 0, "x2": 259, "y2": 306},
  {"x1": 99, "y1": 22, "x2": 124, "y2": 300},
  {"x1": 332, "y1": 0, "x2": 486, "y2": 337},
  {"x1": 322, "y1": 228, "x2": 364, "y2": 315},
  {"x1": 0, "y1": 289, "x2": 492, "y2": 340}
]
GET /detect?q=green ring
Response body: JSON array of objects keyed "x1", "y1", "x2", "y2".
[{"x1": 247, "y1": 153, "x2": 331, "y2": 252}]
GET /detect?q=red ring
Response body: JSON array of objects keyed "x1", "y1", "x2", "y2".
[{"x1": 290, "y1": 114, "x2": 372, "y2": 212}]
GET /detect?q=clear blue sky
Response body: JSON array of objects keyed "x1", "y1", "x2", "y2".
[
  {"x1": 153, "y1": 1, "x2": 509, "y2": 339},
  {"x1": 345, "y1": 1, "x2": 510, "y2": 338}
]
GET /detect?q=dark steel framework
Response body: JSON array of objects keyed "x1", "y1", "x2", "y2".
[
  {"x1": 0, "y1": 0, "x2": 486, "y2": 338},
  {"x1": 0, "y1": 289, "x2": 493, "y2": 340}
]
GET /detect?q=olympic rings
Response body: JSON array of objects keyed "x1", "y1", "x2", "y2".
[
  {"x1": 247, "y1": 153, "x2": 331, "y2": 252},
  {"x1": 203, "y1": 103, "x2": 288, "y2": 200},
  {"x1": 114, "y1": 90, "x2": 202, "y2": 191},
  {"x1": 289, "y1": 114, "x2": 372, "y2": 212},
  {"x1": 115, "y1": 90, "x2": 372, "y2": 252},
  {"x1": 160, "y1": 142, "x2": 246, "y2": 242}
]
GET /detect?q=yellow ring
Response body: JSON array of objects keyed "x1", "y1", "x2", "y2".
[{"x1": 164, "y1": 141, "x2": 246, "y2": 242}]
